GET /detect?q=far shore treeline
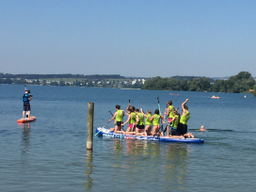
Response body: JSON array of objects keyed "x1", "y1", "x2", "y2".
[{"x1": 0, "y1": 71, "x2": 256, "y2": 96}]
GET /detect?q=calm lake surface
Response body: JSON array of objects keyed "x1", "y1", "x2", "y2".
[{"x1": 1, "y1": 84, "x2": 256, "y2": 192}]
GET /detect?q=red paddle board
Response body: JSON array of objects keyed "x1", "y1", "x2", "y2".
[{"x1": 17, "y1": 116, "x2": 36, "y2": 123}]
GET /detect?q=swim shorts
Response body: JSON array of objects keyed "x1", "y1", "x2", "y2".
[
  {"x1": 177, "y1": 123, "x2": 187, "y2": 135},
  {"x1": 137, "y1": 125, "x2": 145, "y2": 129},
  {"x1": 23, "y1": 103, "x2": 30, "y2": 111},
  {"x1": 128, "y1": 124, "x2": 136, "y2": 131},
  {"x1": 115, "y1": 121, "x2": 123, "y2": 126}
]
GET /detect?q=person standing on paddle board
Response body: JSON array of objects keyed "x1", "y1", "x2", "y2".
[
  {"x1": 177, "y1": 99, "x2": 190, "y2": 135},
  {"x1": 22, "y1": 89, "x2": 32, "y2": 119},
  {"x1": 109, "y1": 105, "x2": 124, "y2": 133},
  {"x1": 134, "y1": 109, "x2": 145, "y2": 135}
]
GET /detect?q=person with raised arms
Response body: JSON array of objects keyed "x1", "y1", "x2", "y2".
[
  {"x1": 109, "y1": 105, "x2": 124, "y2": 133},
  {"x1": 140, "y1": 109, "x2": 152, "y2": 136},
  {"x1": 22, "y1": 89, "x2": 33, "y2": 119},
  {"x1": 177, "y1": 99, "x2": 190, "y2": 135},
  {"x1": 122, "y1": 106, "x2": 136, "y2": 135},
  {"x1": 150, "y1": 109, "x2": 164, "y2": 136},
  {"x1": 134, "y1": 109, "x2": 145, "y2": 135}
]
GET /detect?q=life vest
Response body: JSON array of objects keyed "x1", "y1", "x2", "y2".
[
  {"x1": 145, "y1": 114, "x2": 152, "y2": 125},
  {"x1": 180, "y1": 111, "x2": 190, "y2": 125},
  {"x1": 115, "y1": 110, "x2": 123, "y2": 122},
  {"x1": 129, "y1": 112, "x2": 136, "y2": 124},
  {"x1": 137, "y1": 112, "x2": 144, "y2": 125},
  {"x1": 152, "y1": 114, "x2": 160, "y2": 126},
  {"x1": 23, "y1": 93, "x2": 29, "y2": 103},
  {"x1": 168, "y1": 106, "x2": 174, "y2": 118},
  {"x1": 171, "y1": 115, "x2": 179, "y2": 128}
]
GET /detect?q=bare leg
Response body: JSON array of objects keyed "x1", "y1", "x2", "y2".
[
  {"x1": 27, "y1": 111, "x2": 30, "y2": 118},
  {"x1": 166, "y1": 125, "x2": 170, "y2": 137}
]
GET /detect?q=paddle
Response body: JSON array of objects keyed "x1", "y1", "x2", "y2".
[{"x1": 156, "y1": 97, "x2": 165, "y2": 138}]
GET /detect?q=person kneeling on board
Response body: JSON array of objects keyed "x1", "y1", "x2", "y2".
[
  {"x1": 134, "y1": 109, "x2": 146, "y2": 136},
  {"x1": 163, "y1": 109, "x2": 179, "y2": 137},
  {"x1": 109, "y1": 105, "x2": 124, "y2": 133},
  {"x1": 140, "y1": 108, "x2": 152, "y2": 136},
  {"x1": 150, "y1": 109, "x2": 164, "y2": 136},
  {"x1": 122, "y1": 106, "x2": 136, "y2": 135},
  {"x1": 22, "y1": 89, "x2": 32, "y2": 119}
]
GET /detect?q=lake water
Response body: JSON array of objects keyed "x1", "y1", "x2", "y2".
[{"x1": 1, "y1": 84, "x2": 256, "y2": 192}]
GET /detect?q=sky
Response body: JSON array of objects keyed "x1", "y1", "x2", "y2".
[{"x1": 0, "y1": 0, "x2": 256, "y2": 78}]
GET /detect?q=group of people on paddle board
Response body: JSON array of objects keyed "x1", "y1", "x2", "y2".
[
  {"x1": 108, "y1": 99, "x2": 194, "y2": 138},
  {"x1": 22, "y1": 89, "x2": 33, "y2": 119}
]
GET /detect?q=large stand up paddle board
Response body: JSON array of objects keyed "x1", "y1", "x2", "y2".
[
  {"x1": 17, "y1": 116, "x2": 36, "y2": 123},
  {"x1": 96, "y1": 127, "x2": 204, "y2": 143}
]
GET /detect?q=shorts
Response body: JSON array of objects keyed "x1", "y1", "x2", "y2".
[
  {"x1": 137, "y1": 125, "x2": 145, "y2": 129},
  {"x1": 177, "y1": 123, "x2": 187, "y2": 135},
  {"x1": 128, "y1": 124, "x2": 136, "y2": 131},
  {"x1": 115, "y1": 121, "x2": 123, "y2": 126},
  {"x1": 23, "y1": 103, "x2": 30, "y2": 111},
  {"x1": 170, "y1": 127, "x2": 178, "y2": 135}
]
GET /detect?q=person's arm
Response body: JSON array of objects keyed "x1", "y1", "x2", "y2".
[
  {"x1": 165, "y1": 106, "x2": 169, "y2": 116},
  {"x1": 150, "y1": 115, "x2": 154, "y2": 122},
  {"x1": 135, "y1": 114, "x2": 139, "y2": 125},
  {"x1": 122, "y1": 115, "x2": 131, "y2": 126},
  {"x1": 140, "y1": 108, "x2": 147, "y2": 118},
  {"x1": 163, "y1": 116, "x2": 176, "y2": 124},
  {"x1": 124, "y1": 111, "x2": 130, "y2": 116},
  {"x1": 181, "y1": 99, "x2": 188, "y2": 111},
  {"x1": 109, "y1": 112, "x2": 117, "y2": 122},
  {"x1": 126, "y1": 103, "x2": 130, "y2": 112},
  {"x1": 28, "y1": 95, "x2": 33, "y2": 101}
]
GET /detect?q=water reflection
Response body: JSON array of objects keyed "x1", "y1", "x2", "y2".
[
  {"x1": 110, "y1": 139, "x2": 189, "y2": 191},
  {"x1": 21, "y1": 123, "x2": 30, "y2": 155},
  {"x1": 84, "y1": 150, "x2": 94, "y2": 191},
  {"x1": 163, "y1": 144, "x2": 189, "y2": 190}
]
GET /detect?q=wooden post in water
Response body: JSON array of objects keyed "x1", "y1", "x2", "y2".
[{"x1": 87, "y1": 102, "x2": 94, "y2": 150}]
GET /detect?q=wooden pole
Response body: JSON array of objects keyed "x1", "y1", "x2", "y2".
[{"x1": 87, "y1": 102, "x2": 94, "y2": 150}]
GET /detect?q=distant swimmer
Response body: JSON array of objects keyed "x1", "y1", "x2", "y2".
[
  {"x1": 199, "y1": 125, "x2": 207, "y2": 131},
  {"x1": 211, "y1": 95, "x2": 219, "y2": 99}
]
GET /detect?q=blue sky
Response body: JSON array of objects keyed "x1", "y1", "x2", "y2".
[{"x1": 0, "y1": 0, "x2": 255, "y2": 77}]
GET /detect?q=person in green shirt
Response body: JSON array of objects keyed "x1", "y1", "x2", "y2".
[
  {"x1": 140, "y1": 109, "x2": 152, "y2": 136},
  {"x1": 122, "y1": 106, "x2": 136, "y2": 135},
  {"x1": 134, "y1": 108, "x2": 145, "y2": 135},
  {"x1": 109, "y1": 105, "x2": 124, "y2": 133},
  {"x1": 150, "y1": 109, "x2": 164, "y2": 136},
  {"x1": 163, "y1": 109, "x2": 179, "y2": 137},
  {"x1": 177, "y1": 99, "x2": 190, "y2": 135}
]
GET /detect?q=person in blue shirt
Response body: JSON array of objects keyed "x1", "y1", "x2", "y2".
[{"x1": 22, "y1": 89, "x2": 32, "y2": 119}]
